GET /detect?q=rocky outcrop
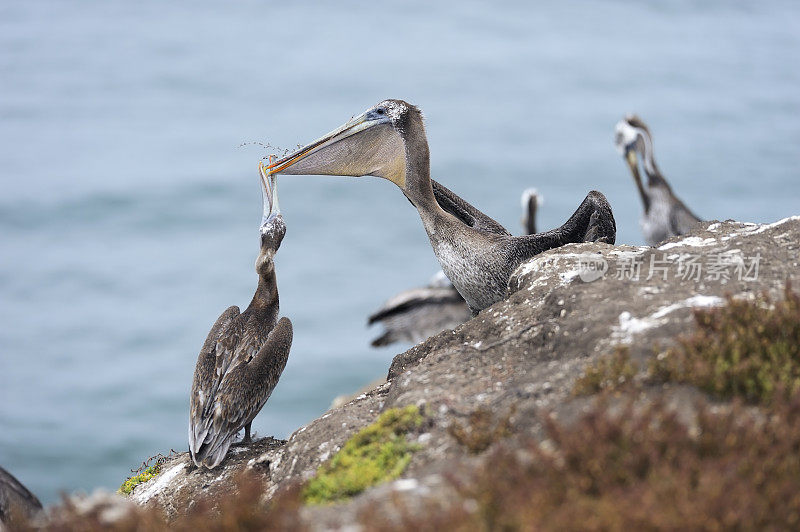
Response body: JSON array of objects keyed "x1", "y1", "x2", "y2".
[{"x1": 127, "y1": 217, "x2": 800, "y2": 528}]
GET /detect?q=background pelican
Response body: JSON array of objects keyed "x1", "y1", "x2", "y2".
[{"x1": 615, "y1": 114, "x2": 703, "y2": 246}]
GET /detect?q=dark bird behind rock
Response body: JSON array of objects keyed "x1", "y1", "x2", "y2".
[
  {"x1": 0, "y1": 465, "x2": 42, "y2": 525},
  {"x1": 367, "y1": 271, "x2": 470, "y2": 347}
]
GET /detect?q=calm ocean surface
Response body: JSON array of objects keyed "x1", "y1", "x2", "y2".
[{"x1": 1, "y1": 0, "x2": 798, "y2": 503}]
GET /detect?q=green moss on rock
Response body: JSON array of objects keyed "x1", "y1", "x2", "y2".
[
  {"x1": 303, "y1": 405, "x2": 423, "y2": 505},
  {"x1": 118, "y1": 464, "x2": 160, "y2": 495}
]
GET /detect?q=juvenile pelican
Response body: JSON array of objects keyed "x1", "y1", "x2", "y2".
[
  {"x1": 267, "y1": 100, "x2": 615, "y2": 313},
  {"x1": 368, "y1": 189, "x2": 543, "y2": 347},
  {"x1": 615, "y1": 115, "x2": 703, "y2": 246},
  {"x1": 189, "y1": 160, "x2": 293, "y2": 469}
]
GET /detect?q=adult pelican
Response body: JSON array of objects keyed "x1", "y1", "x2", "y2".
[{"x1": 268, "y1": 100, "x2": 615, "y2": 313}]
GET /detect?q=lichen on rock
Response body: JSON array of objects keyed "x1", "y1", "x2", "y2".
[
  {"x1": 118, "y1": 465, "x2": 161, "y2": 496},
  {"x1": 303, "y1": 405, "x2": 424, "y2": 504}
]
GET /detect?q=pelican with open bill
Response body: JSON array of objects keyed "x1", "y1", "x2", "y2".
[
  {"x1": 267, "y1": 99, "x2": 616, "y2": 313},
  {"x1": 188, "y1": 157, "x2": 293, "y2": 469}
]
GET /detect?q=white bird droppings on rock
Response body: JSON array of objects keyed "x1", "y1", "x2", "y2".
[
  {"x1": 393, "y1": 478, "x2": 419, "y2": 492},
  {"x1": 131, "y1": 463, "x2": 184, "y2": 504},
  {"x1": 658, "y1": 236, "x2": 718, "y2": 250},
  {"x1": 612, "y1": 295, "x2": 726, "y2": 343}
]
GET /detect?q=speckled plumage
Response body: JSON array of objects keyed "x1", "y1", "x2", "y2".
[
  {"x1": 615, "y1": 115, "x2": 703, "y2": 246},
  {"x1": 423, "y1": 189, "x2": 614, "y2": 312},
  {"x1": 368, "y1": 188, "x2": 542, "y2": 347},
  {"x1": 188, "y1": 170, "x2": 292, "y2": 470},
  {"x1": 270, "y1": 99, "x2": 616, "y2": 314}
]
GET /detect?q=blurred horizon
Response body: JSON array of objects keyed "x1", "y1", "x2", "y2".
[{"x1": 1, "y1": 0, "x2": 799, "y2": 503}]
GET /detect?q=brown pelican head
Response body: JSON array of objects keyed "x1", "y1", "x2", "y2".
[
  {"x1": 615, "y1": 114, "x2": 647, "y2": 175},
  {"x1": 256, "y1": 160, "x2": 286, "y2": 275},
  {"x1": 266, "y1": 100, "x2": 431, "y2": 204},
  {"x1": 615, "y1": 114, "x2": 667, "y2": 180}
]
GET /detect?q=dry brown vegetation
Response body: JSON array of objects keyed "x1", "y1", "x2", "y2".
[
  {"x1": 15, "y1": 473, "x2": 304, "y2": 532},
  {"x1": 361, "y1": 396, "x2": 800, "y2": 530},
  {"x1": 447, "y1": 407, "x2": 514, "y2": 454},
  {"x1": 573, "y1": 346, "x2": 638, "y2": 396},
  {"x1": 650, "y1": 283, "x2": 800, "y2": 404},
  {"x1": 458, "y1": 396, "x2": 800, "y2": 529},
  {"x1": 18, "y1": 394, "x2": 800, "y2": 530}
]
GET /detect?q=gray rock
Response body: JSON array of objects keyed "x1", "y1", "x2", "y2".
[{"x1": 127, "y1": 217, "x2": 800, "y2": 528}]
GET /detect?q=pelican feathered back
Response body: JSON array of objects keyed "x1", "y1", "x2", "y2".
[{"x1": 189, "y1": 305, "x2": 292, "y2": 469}]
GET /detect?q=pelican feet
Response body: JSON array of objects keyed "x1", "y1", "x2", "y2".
[{"x1": 231, "y1": 423, "x2": 253, "y2": 447}]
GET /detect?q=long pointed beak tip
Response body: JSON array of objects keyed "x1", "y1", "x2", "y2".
[
  {"x1": 261, "y1": 112, "x2": 383, "y2": 177},
  {"x1": 259, "y1": 157, "x2": 285, "y2": 177},
  {"x1": 258, "y1": 159, "x2": 276, "y2": 215}
]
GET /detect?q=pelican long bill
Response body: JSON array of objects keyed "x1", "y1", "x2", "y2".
[{"x1": 264, "y1": 107, "x2": 406, "y2": 188}]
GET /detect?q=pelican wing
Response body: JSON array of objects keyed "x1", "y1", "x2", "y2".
[
  {"x1": 191, "y1": 317, "x2": 293, "y2": 469},
  {"x1": 189, "y1": 305, "x2": 240, "y2": 460},
  {"x1": 551, "y1": 191, "x2": 616, "y2": 245},
  {"x1": 368, "y1": 285, "x2": 465, "y2": 324},
  {"x1": 0, "y1": 466, "x2": 42, "y2": 522},
  {"x1": 670, "y1": 201, "x2": 703, "y2": 236},
  {"x1": 431, "y1": 179, "x2": 511, "y2": 236}
]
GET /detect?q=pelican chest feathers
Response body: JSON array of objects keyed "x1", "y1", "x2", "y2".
[
  {"x1": 368, "y1": 188, "x2": 543, "y2": 347},
  {"x1": 188, "y1": 163, "x2": 293, "y2": 469},
  {"x1": 268, "y1": 99, "x2": 616, "y2": 313}
]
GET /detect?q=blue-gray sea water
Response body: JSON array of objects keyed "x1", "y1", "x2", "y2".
[{"x1": 1, "y1": 0, "x2": 799, "y2": 503}]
